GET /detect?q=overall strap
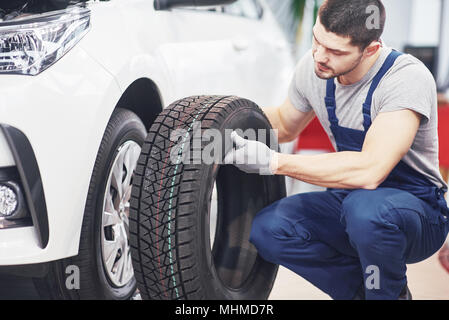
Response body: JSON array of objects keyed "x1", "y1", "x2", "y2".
[
  {"x1": 325, "y1": 79, "x2": 338, "y2": 125},
  {"x1": 362, "y1": 50, "x2": 403, "y2": 131}
]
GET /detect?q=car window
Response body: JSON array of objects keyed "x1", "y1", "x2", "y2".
[{"x1": 222, "y1": 0, "x2": 263, "y2": 20}]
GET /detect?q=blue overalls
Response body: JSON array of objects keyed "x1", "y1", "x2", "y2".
[{"x1": 249, "y1": 51, "x2": 449, "y2": 300}]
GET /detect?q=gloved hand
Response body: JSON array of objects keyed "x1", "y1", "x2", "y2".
[{"x1": 223, "y1": 131, "x2": 278, "y2": 175}]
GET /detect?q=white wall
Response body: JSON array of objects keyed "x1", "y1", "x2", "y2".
[
  {"x1": 438, "y1": 0, "x2": 449, "y2": 89},
  {"x1": 409, "y1": 0, "x2": 442, "y2": 46},
  {"x1": 373, "y1": 0, "x2": 448, "y2": 89},
  {"x1": 382, "y1": 0, "x2": 413, "y2": 50}
]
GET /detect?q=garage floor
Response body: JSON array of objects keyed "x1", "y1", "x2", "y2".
[
  {"x1": 269, "y1": 252, "x2": 449, "y2": 300},
  {"x1": 1, "y1": 179, "x2": 447, "y2": 300},
  {"x1": 2, "y1": 254, "x2": 447, "y2": 300},
  {"x1": 268, "y1": 179, "x2": 449, "y2": 300}
]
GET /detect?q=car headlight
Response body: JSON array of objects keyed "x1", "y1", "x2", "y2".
[{"x1": 0, "y1": 5, "x2": 90, "y2": 75}]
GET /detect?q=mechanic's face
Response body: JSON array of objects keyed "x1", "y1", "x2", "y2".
[{"x1": 312, "y1": 17, "x2": 364, "y2": 80}]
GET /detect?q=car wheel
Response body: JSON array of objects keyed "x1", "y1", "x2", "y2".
[
  {"x1": 34, "y1": 108, "x2": 146, "y2": 299},
  {"x1": 130, "y1": 96, "x2": 285, "y2": 300}
]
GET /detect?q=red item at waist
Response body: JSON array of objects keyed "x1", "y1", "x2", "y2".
[
  {"x1": 296, "y1": 118, "x2": 335, "y2": 152},
  {"x1": 439, "y1": 105, "x2": 449, "y2": 167}
]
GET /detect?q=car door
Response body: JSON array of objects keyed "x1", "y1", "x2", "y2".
[
  {"x1": 221, "y1": 0, "x2": 296, "y2": 107},
  {"x1": 155, "y1": 4, "x2": 252, "y2": 102},
  {"x1": 156, "y1": 0, "x2": 293, "y2": 106}
]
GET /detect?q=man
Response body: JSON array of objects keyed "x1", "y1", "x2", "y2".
[{"x1": 224, "y1": 0, "x2": 449, "y2": 300}]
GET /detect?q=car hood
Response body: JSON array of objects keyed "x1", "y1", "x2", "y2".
[{"x1": 0, "y1": 0, "x2": 87, "y2": 21}]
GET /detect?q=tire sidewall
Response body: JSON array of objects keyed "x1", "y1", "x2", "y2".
[{"x1": 84, "y1": 109, "x2": 146, "y2": 299}]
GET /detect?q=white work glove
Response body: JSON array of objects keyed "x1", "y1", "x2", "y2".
[{"x1": 223, "y1": 131, "x2": 278, "y2": 175}]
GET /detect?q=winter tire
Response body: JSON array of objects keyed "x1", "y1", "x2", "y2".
[{"x1": 130, "y1": 95, "x2": 286, "y2": 300}]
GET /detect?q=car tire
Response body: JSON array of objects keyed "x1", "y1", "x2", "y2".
[
  {"x1": 130, "y1": 95, "x2": 285, "y2": 300},
  {"x1": 34, "y1": 108, "x2": 147, "y2": 300}
]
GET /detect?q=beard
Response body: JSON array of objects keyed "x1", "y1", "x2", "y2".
[{"x1": 314, "y1": 54, "x2": 363, "y2": 80}]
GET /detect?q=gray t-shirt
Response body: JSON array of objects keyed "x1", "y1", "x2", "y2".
[{"x1": 289, "y1": 47, "x2": 447, "y2": 189}]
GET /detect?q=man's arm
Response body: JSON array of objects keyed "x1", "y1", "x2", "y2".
[
  {"x1": 274, "y1": 109, "x2": 422, "y2": 189},
  {"x1": 263, "y1": 97, "x2": 316, "y2": 143}
]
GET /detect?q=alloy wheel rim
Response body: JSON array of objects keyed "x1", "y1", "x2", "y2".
[{"x1": 101, "y1": 140, "x2": 141, "y2": 288}]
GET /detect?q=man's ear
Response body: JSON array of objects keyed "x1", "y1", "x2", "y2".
[{"x1": 363, "y1": 41, "x2": 381, "y2": 58}]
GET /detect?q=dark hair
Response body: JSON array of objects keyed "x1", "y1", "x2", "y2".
[{"x1": 319, "y1": 0, "x2": 386, "y2": 51}]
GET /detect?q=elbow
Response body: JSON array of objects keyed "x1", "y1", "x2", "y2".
[
  {"x1": 349, "y1": 181, "x2": 379, "y2": 191},
  {"x1": 340, "y1": 176, "x2": 381, "y2": 190},
  {"x1": 355, "y1": 154, "x2": 390, "y2": 190},
  {"x1": 362, "y1": 182, "x2": 381, "y2": 190},
  {"x1": 346, "y1": 163, "x2": 386, "y2": 190},
  {"x1": 360, "y1": 171, "x2": 389, "y2": 190}
]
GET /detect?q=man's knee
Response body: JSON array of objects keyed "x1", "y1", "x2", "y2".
[
  {"x1": 341, "y1": 189, "x2": 401, "y2": 248},
  {"x1": 250, "y1": 203, "x2": 303, "y2": 263},
  {"x1": 250, "y1": 191, "x2": 338, "y2": 262}
]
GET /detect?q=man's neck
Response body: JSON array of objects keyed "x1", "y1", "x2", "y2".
[{"x1": 338, "y1": 49, "x2": 382, "y2": 85}]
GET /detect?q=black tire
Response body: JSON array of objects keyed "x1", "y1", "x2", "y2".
[
  {"x1": 130, "y1": 96, "x2": 286, "y2": 300},
  {"x1": 34, "y1": 108, "x2": 147, "y2": 300}
]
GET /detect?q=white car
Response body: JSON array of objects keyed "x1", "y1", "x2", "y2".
[{"x1": 0, "y1": 0, "x2": 294, "y2": 299}]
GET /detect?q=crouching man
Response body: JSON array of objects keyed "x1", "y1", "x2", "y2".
[{"x1": 224, "y1": 0, "x2": 449, "y2": 300}]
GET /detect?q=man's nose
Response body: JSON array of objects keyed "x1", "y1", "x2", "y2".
[{"x1": 314, "y1": 45, "x2": 329, "y2": 64}]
